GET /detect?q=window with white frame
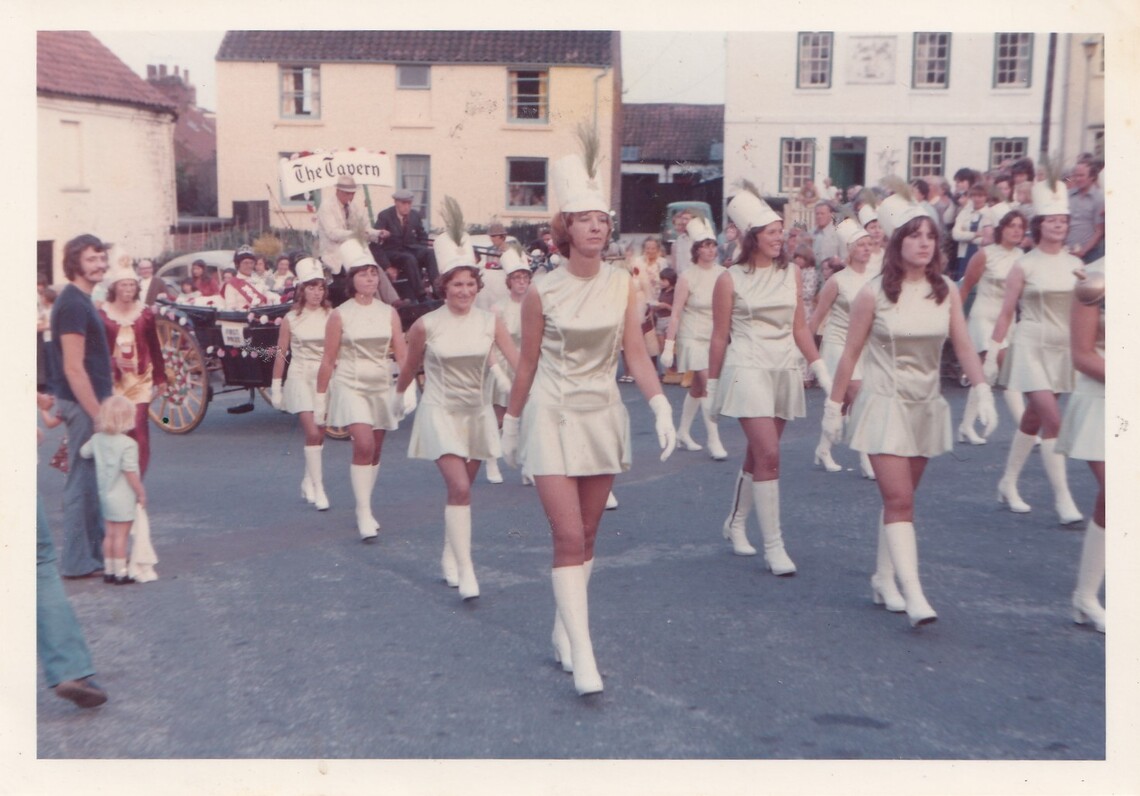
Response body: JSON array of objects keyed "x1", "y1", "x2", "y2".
[
  {"x1": 506, "y1": 158, "x2": 547, "y2": 209},
  {"x1": 908, "y1": 138, "x2": 945, "y2": 180},
  {"x1": 780, "y1": 138, "x2": 815, "y2": 193},
  {"x1": 508, "y1": 70, "x2": 549, "y2": 122},
  {"x1": 397, "y1": 64, "x2": 430, "y2": 89},
  {"x1": 396, "y1": 155, "x2": 431, "y2": 224},
  {"x1": 994, "y1": 33, "x2": 1032, "y2": 88},
  {"x1": 989, "y1": 138, "x2": 1028, "y2": 171},
  {"x1": 280, "y1": 65, "x2": 320, "y2": 119},
  {"x1": 797, "y1": 32, "x2": 833, "y2": 88},
  {"x1": 913, "y1": 33, "x2": 950, "y2": 88}
]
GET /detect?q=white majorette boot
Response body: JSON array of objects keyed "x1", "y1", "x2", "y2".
[
  {"x1": 883, "y1": 521, "x2": 937, "y2": 627},
  {"x1": 1039, "y1": 438, "x2": 1084, "y2": 525},
  {"x1": 485, "y1": 457, "x2": 504, "y2": 484},
  {"x1": 303, "y1": 445, "x2": 329, "y2": 510},
  {"x1": 859, "y1": 452, "x2": 876, "y2": 480},
  {"x1": 1002, "y1": 389, "x2": 1026, "y2": 427},
  {"x1": 349, "y1": 464, "x2": 377, "y2": 541},
  {"x1": 301, "y1": 474, "x2": 316, "y2": 503},
  {"x1": 1071, "y1": 519, "x2": 1105, "y2": 633},
  {"x1": 701, "y1": 398, "x2": 728, "y2": 460},
  {"x1": 440, "y1": 536, "x2": 459, "y2": 587},
  {"x1": 368, "y1": 464, "x2": 382, "y2": 530},
  {"x1": 552, "y1": 558, "x2": 593, "y2": 673},
  {"x1": 721, "y1": 470, "x2": 758, "y2": 556},
  {"x1": 444, "y1": 505, "x2": 479, "y2": 600},
  {"x1": 870, "y1": 512, "x2": 906, "y2": 612},
  {"x1": 997, "y1": 430, "x2": 1036, "y2": 513},
  {"x1": 813, "y1": 433, "x2": 842, "y2": 472},
  {"x1": 751, "y1": 479, "x2": 796, "y2": 575},
  {"x1": 957, "y1": 386, "x2": 987, "y2": 445},
  {"x1": 551, "y1": 565, "x2": 603, "y2": 695},
  {"x1": 605, "y1": 491, "x2": 618, "y2": 510},
  {"x1": 676, "y1": 393, "x2": 703, "y2": 451}
]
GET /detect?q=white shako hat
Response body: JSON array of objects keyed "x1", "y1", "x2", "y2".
[
  {"x1": 877, "y1": 178, "x2": 925, "y2": 238},
  {"x1": 435, "y1": 195, "x2": 477, "y2": 277},
  {"x1": 857, "y1": 203, "x2": 879, "y2": 228},
  {"x1": 836, "y1": 218, "x2": 869, "y2": 252},
  {"x1": 294, "y1": 257, "x2": 324, "y2": 284},
  {"x1": 685, "y1": 215, "x2": 716, "y2": 244},
  {"x1": 338, "y1": 239, "x2": 378, "y2": 272},
  {"x1": 550, "y1": 124, "x2": 609, "y2": 213},
  {"x1": 499, "y1": 243, "x2": 531, "y2": 276},
  {"x1": 1031, "y1": 178, "x2": 1069, "y2": 217},
  {"x1": 726, "y1": 183, "x2": 781, "y2": 232},
  {"x1": 104, "y1": 263, "x2": 140, "y2": 287}
]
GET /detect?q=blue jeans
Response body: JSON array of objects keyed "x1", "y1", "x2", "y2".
[
  {"x1": 55, "y1": 397, "x2": 104, "y2": 576},
  {"x1": 37, "y1": 494, "x2": 96, "y2": 687}
]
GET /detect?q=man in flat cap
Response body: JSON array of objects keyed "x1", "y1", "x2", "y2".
[
  {"x1": 317, "y1": 175, "x2": 400, "y2": 306},
  {"x1": 373, "y1": 188, "x2": 439, "y2": 302}
]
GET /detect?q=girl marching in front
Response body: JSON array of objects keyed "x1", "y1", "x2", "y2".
[
  {"x1": 985, "y1": 175, "x2": 1084, "y2": 525},
  {"x1": 661, "y1": 216, "x2": 728, "y2": 460},
  {"x1": 501, "y1": 136, "x2": 676, "y2": 696},
  {"x1": 1057, "y1": 261, "x2": 1105, "y2": 632},
  {"x1": 808, "y1": 217, "x2": 879, "y2": 478},
  {"x1": 822, "y1": 194, "x2": 996, "y2": 626},
  {"x1": 394, "y1": 198, "x2": 519, "y2": 601},
  {"x1": 271, "y1": 258, "x2": 332, "y2": 511},
  {"x1": 79, "y1": 395, "x2": 147, "y2": 585},
  {"x1": 315, "y1": 239, "x2": 407, "y2": 541},
  {"x1": 709, "y1": 186, "x2": 830, "y2": 566}
]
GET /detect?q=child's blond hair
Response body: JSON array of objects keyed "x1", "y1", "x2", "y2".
[{"x1": 97, "y1": 395, "x2": 136, "y2": 435}]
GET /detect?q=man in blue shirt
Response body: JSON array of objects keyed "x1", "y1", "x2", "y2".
[{"x1": 1066, "y1": 160, "x2": 1105, "y2": 264}]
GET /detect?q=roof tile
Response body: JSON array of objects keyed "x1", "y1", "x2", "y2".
[
  {"x1": 622, "y1": 104, "x2": 724, "y2": 164},
  {"x1": 37, "y1": 31, "x2": 177, "y2": 114}
]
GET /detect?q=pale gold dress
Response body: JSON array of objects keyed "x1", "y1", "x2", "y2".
[
  {"x1": 327, "y1": 299, "x2": 397, "y2": 430},
  {"x1": 846, "y1": 275, "x2": 954, "y2": 457},
  {"x1": 283, "y1": 307, "x2": 330, "y2": 413},
  {"x1": 716, "y1": 264, "x2": 804, "y2": 420},
  {"x1": 409, "y1": 306, "x2": 500, "y2": 461},
  {"x1": 1057, "y1": 263, "x2": 1104, "y2": 462},
  {"x1": 676, "y1": 264, "x2": 721, "y2": 372},
  {"x1": 489, "y1": 296, "x2": 523, "y2": 406},
  {"x1": 820, "y1": 265, "x2": 877, "y2": 380},
  {"x1": 519, "y1": 264, "x2": 631, "y2": 476},
  {"x1": 966, "y1": 244, "x2": 1021, "y2": 352},
  {"x1": 999, "y1": 248, "x2": 1079, "y2": 393}
]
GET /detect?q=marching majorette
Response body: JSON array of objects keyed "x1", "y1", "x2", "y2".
[
  {"x1": 315, "y1": 238, "x2": 408, "y2": 540},
  {"x1": 661, "y1": 215, "x2": 728, "y2": 460},
  {"x1": 808, "y1": 217, "x2": 878, "y2": 479},
  {"x1": 708, "y1": 184, "x2": 830, "y2": 568},
  {"x1": 822, "y1": 183, "x2": 995, "y2": 627},
  {"x1": 857, "y1": 197, "x2": 885, "y2": 274},
  {"x1": 488, "y1": 243, "x2": 532, "y2": 485},
  {"x1": 985, "y1": 171, "x2": 1084, "y2": 525},
  {"x1": 271, "y1": 257, "x2": 332, "y2": 511},
  {"x1": 500, "y1": 128, "x2": 676, "y2": 696},
  {"x1": 394, "y1": 197, "x2": 519, "y2": 601}
]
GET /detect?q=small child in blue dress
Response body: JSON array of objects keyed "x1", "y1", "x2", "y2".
[{"x1": 79, "y1": 395, "x2": 147, "y2": 585}]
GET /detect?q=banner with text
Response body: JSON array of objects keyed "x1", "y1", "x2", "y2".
[{"x1": 278, "y1": 150, "x2": 394, "y2": 197}]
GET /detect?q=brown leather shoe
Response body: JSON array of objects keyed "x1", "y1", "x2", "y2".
[{"x1": 54, "y1": 677, "x2": 108, "y2": 708}]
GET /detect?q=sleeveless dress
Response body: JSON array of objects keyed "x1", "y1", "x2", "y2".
[
  {"x1": 820, "y1": 265, "x2": 877, "y2": 380},
  {"x1": 676, "y1": 264, "x2": 721, "y2": 372},
  {"x1": 327, "y1": 299, "x2": 397, "y2": 430},
  {"x1": 1057, "y1": 265, "x2": 1105, "y2": 462},
  {"x1": 715, "y1": 264, "x2": 804, "y2": 420},
  {"x1": 518, "y1": 264, "x2": 631, "y2": 476},
  {"x1": 846, "y1": 275, "x2": 954, "y2": 457},
  {"x1": 999, "y1": 248, "x2": 1079, "y2": 393},
  {"x1": 490, "y1": 296, "x2": 523, "y2": 406},
  {"x1": 966, "y1": 244, "x2": 1021, "y2": 352},
  {"x1": 408, "y1": 306, "x2": 500, "y2": 461},
  {"x1": 283, "y1": 307, "x2": 330, "y2": 413}
]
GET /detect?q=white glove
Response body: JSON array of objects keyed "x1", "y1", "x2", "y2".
[
  {"x1": 982, "y1": 345, "x2": 1001, "y2": 386},
  {"x1": 501, "y1": 414, "x2": 521, "y2": 469},
  {"x1": 391, "y1": 391, "x2": 407, "y2": 423},
  {"x1": 648, "y1": 393, "x2": 676, "y2": 461},
  {"x1": 270, "y1": 378, "x2": 284, "y2": 411},
  {"x1": 403, "y1": 383, "x2": 418, "y2": 415},
  {"x1": 704, "y1": 378, "x2": 719, "y2": 421},
  {"x1": 660, "y1": 339, "x2": 676, "y2": 369},
  {"x1": 490, "y1": 362, "x2": 512, "y2": 397},
  {"x1": 809, "y1": 359, "x2": 833, "y2": 396},
  {"x1": 972, "y1": 383, "x2": 999, "y2": 437},
  {"x1": 313, "y1": 391, "x2": 328, "y2": 426},
  {"x1": 822, "y1": 399, "x2": 844, "y2": 444}
]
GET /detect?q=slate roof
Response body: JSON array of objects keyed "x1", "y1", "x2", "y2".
[
  {"x1": 37, "y1": 31, "x2": 177, "y2": 115},
  {"x1": 622, "y1": 103, "x2": 724, "y2": 164},
  {"x1": 217, "y1": 30, "x2": 614, "y2": 66}
]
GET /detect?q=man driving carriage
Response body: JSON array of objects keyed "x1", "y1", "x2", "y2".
[{"x1": 372, "y1": 188, "x2": 439, "y2": 303}]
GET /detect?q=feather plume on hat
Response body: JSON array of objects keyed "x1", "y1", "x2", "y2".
[
  {"x1": 500, "y1": 241, "x2": 531, "y2": 275},
  {"x1": 726, "y1": 179, "x2": 781, "y2": 232},
  {"x1": 550, "y1": 124, "x2": 609, "y2": 213},
  {"x1": 1031, "y1": 153, "x2": 1070, "y2": 217},
  {"x1": 876, "y1": 176, "x2": 924, "y2": 238},
  {"x1": 435, "y1": 195, "x2": 476, "y2": 276}
]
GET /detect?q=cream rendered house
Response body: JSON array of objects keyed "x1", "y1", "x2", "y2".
[{"x1": 215, "y1": 31, "x2": 620, "y2": 232}]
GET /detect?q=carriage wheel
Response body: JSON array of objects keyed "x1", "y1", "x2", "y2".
[{"x1": 149, "y1": 315, "x2": 209, "y2": 433}]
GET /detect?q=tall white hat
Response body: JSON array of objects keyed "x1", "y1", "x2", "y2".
[
  {"x1": 549, "y1": 125, "x2": 609, "y2": 213},
  {"x1": 835, "y1": 218, "x2": 869, "y2": 252},
  {"x1": 104, "y1": 264, "x2": 140, "y2": 287},
  {"x1": 294, "y1": 257, "x2": 324, "y2": 284},
  {"x1": 685, "y1": 216, "x2": 716, "y2": 244},
  {"x1": 435, "y1": 196, "x2": 477, "y2": 277},
  {"x1": 726, "y1": 183, "x2": 781, "y2": 232},
  {"x1": 499, "y1": 243, "x2": 531, "y2": 276},
  {"x1": 1031, "y1": 179, "x2": 1069, "y2": 217},
  {"x1": 857, "y1": 203, "x2": 879, "y2": 228},
  {"x1": 877, "y1": 178, "x2": 925, "y2": 238},
  {"x1": 338, "y1": 238, "x2": 378, "y2": 272},
  {"x1": 984, "y1": 201, "x2": 1014, "y2": 228}
]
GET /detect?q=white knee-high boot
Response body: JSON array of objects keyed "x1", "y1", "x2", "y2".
[
  {"x1": 485, "y1": 457, "x2": 503, "y2": 484},
  {"x1": 721, "y1": 470, "x2": 757, "y2": 555},
  {"x1": 444, "y1": 505, "x2": 479, "y2": 600},
  {"x1": 870, "y1": 512, "x2": 905, "y2": 612},
  {"x1": 350, "y1": 464, "x2": 377, "y2": 540},
  {"x1": 751, "y1": 480, "x2": 795, "y2": 575},
  {"x1": 367, "y1": 464, "x2": 381, "y2": 530},
  {"x1": 859, "y1": 452, "x2": 876, "y2": 480},
  {"x1": 957, "y1": 387, "x2": 986, "y2": 445},
  {"x1": 998, "y1": 430, "x2": 1036, "y2": 513},
  {"x1": 882, "y1": 521, "x2": 936, "y2": 627},
  {"x1": 553, "y1": 558, "x2": 593, "y2": 673},
  {"x1": 1002, "y1": 389, "x2": 1025, "y2": 427},
  {"x1": 1072, "y1": 519, "x2": 1105, "y2": 632},
  {"x1": 677, "y1": 393, "x2": 703, "y2": 451},
  {"x1": 700, "y1": 398, "x2": 728, "y2": 460},
  {"x1": 303, "y1": 445, "x2": 329, "y2": 510},
  {"x1": 1039, "y1": 438, "x2": 1083, "y2": 525},
  {"x1": 551, "y1": 565, "x2": 603, "y2": 695},
  {"x1": 813, "y1": 432, "x2": 842, "y2": 472},
  {"x1": 440, "y1": 535, "x2": 459, "y2": 587}
]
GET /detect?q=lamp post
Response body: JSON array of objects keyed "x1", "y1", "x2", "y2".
[{"x1": 1080, "y1": 36, "x2": 1099, "y2": 156}]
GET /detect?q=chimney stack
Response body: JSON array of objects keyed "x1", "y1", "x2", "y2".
[{"x1": 147, "y1": 64, "x2": 156, "y2": 79}]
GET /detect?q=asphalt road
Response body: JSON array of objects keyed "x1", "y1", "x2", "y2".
[{"x1": 23, "y1": 378, "x2": 1117, "y2": 789}]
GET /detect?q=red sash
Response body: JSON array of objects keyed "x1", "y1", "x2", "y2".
[{"x1": 224, "y1": 277, "x2": 268, "y2": 307}]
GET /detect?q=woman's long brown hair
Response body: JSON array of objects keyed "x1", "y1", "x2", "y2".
[{"x1": 881, "y1": 215, "x2": 948, "y2": 305}]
